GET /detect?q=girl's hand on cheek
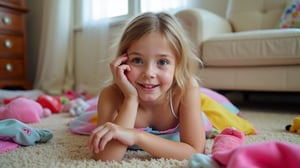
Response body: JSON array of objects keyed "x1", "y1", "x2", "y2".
[
  {"x1": 87, "y1": 122, "x2": 137, "y2": 153},
  {"x1": 110, "y1": 54, "x2": 138, "y2": 98}
]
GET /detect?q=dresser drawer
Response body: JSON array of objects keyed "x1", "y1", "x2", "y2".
[
  {"x1": 0, "y1": 34, "x2": 23, "y2": 55},
  {"x1": 0, "y1": 9, "x2": 23, "y2": 32},
  {"x1": 0, "y1": 0, "x2": 30, "y2": 89},
  {"x1": 0, "y1": 58, "x2": 23, "y2": 78}
]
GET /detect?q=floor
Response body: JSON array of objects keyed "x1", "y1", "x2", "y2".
[{"x1": 222, "y1": 91, "x2": 300, "y2": 114}]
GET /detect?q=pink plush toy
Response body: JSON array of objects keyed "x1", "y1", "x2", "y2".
[{"x1": 0, "y1": 98, "x2": 51, "y2": 123}]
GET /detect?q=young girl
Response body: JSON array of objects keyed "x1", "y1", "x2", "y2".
[{"x1": 87, "y1": 12, "x2": 206, "y2": 161}]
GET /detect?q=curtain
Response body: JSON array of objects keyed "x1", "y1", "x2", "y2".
[
  {"x1": 34, "y1": 0, "x2": 74, "y2": 95},
  {"x1": 74, "y1": 0, "x2": 111, "y2": 95}
]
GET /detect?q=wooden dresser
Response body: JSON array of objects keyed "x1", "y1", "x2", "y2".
[{"x1": 0, "y1": 0, "x2": 31, "y2": 89}]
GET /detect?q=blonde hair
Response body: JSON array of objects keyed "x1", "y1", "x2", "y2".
[{"x1": 115, "y1": 12, "x2": 202, "y2": 95}]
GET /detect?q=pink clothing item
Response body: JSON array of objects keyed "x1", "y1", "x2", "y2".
[
  {"x1": 0, "y1": 140, "x2": 19, "y2": 153},
  {"x1": 200, "y1": 88, "x2": 240, "y2": 116},
  {"x1": 189, "y1": 128, "x2": 245, "y2": 168},
  {"x1": 212, "y1": 128, "x2": 244, "y2": 154},
  {"x1": 85, "y1": 97, "x2": 98, "y2": 112},
  {"x1": 189, "y1": 128, "x2": 300, "y2": 168},
  {"x1": 213, "y1": 141, "x2": 300, "y2": 168},
  {"x1": 200, "y1": 88, "x2": 231, "y2": 104}
]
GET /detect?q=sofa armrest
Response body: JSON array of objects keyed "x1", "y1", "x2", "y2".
[{"x1": 175, "y1": 8, "x2": 233, "y2": 48}]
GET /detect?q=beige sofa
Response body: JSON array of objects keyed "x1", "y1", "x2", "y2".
[{"x1": 175, "y1": 0, "x2": 300, "y2": 92}]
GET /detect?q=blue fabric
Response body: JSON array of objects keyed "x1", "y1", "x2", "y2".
[{"x1": 0, "y1": 119, "x2": 53, "y2": 146}]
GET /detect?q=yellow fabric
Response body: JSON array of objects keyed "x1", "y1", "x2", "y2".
[{"x1": 201, "y1": 93, "x2": 256, "y2": 135}]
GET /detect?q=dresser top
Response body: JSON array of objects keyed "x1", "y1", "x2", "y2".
[{"x1": 0, "y1": 0, "x2": 27, "y2": 12}]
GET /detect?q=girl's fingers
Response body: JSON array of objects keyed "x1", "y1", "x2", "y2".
[
  {"x1": 88, "y1": 123, "x2": 137, "y2": 153},
  {"x1": 116, "y1": 64, "x2": 131, "y2": 79},
  {"x1": 88, "y1": 125, "x2": 104, "y2": 149},
  {"x1": 110, "y1": 55, "x2": 129, "y2": 84},
  {"x1": 88, "y1": 125, "x2": 110, "y2": 153},
  {"x1": 99, "y1": 131, "x2": 114, "y2": 151},
  {"x1": 110, "y1": 54, "x2": 128, "y2": 69},
  {"x1": 88, "y1": 122, "x2": 120, "y2": 153}
]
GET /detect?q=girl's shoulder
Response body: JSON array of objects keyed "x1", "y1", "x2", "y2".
[
  {"x1": 174, "y1": 78, "x2": 200, "y2": 98},
  {"x1": 184, "y1": 78, "x2": 200, "y2": 96},
  {"x1": 101, "y1": 83, "x2": 121, "y2": 94},
  {"x1": 174, "y1": 78, "x2": 200, "y2": 104},
  {"x1": 100, "y1": 84, "x2": 123, "y2": 104}
]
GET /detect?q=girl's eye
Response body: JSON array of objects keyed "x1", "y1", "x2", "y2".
[
  {"x1": 131, "y1": 57, "x2": 143, "y2": 64},
  {"x1": 158, "y1": 59, "x2": 169, "y2": 66}
]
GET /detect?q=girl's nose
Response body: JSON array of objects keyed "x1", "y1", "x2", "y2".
[{"x1": 143, "y1": 64, "x2": 156, "y2": 78}]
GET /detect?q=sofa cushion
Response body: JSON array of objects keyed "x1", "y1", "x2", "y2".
[
  {"x1": 201, "y1": 29, "x2": 300, "y2": 67},
  {"x1": 227, "y1": 0, "x2": 289, "y2": 32},
  {"x1": 277, "y1": 0, "x2": 300, "y2": 28}
]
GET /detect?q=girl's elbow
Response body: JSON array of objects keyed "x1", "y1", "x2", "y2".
[
  {"x1": 190, "y1": 141, "x2": 206, "y2": 155},
  {"x1": 196, "y1": 142, "x2": 206, "y2": 154}
]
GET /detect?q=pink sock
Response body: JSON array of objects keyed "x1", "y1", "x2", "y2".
[{"x1": 212, "y1": 127, "x2": 245, "y2": 154}]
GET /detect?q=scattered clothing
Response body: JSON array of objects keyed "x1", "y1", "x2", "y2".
[
  {"x1": 0, "y1": 140, "x2": 19, "y2": 154},
  {"x1": 189, "y1": 128, "x2": 300, "y2": 168},
  {"x1": 0, "y1": 119, "x2": 53, "y2": 146},
  {"x1": 214, "y1": 141, "x2": 300, "y2": 168},
  {"x1": 200, "y1": 93, "x2": 256, "y2": 135}
]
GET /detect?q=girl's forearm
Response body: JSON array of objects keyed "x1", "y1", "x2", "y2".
[
  {"x1": 136, "y1": 131, "x2": 204, "y2": 160},
  {"x1": 113, "y1": 96, "x2": 138, "y2": 127},
  {"x1": 93, "y1": 96, "x2": 138, "y2": 161}
]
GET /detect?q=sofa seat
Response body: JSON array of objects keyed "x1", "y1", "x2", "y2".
[
  {"x1": 197, "y1": 66, "x2": 300, "y2": 91},
  {"x1": 202, "y1": 29, "x2": 300, "y2": 67}
]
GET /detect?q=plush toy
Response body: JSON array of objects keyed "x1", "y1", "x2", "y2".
[
  {"x1": 61, "y1": 97, "x2": 98, "y2": 116},
  {"x1": 36, "y1": 95, "x2": 63, "y2": 113},
  {"x1": 4, "y1": 94, "x2": 66, "y2": 114},
  {"x1": 0, "y1": 98, "x2": 51, "y2": 123},
  {"x1": 285, "y1": 116, "x2": 300, "y2": 134},
  {"x1": 61, "y1": 98, "x2": 89, "y2": 116}
]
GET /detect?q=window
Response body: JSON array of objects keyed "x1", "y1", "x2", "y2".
[
  {"x1": 140, "y1": 0, "x2": 188, "y2": 13},
  {"x1": 91, "y1": 0, "x2": 128, "y2": 20},
  {"x1": 90, "y1": 0, "x2": 188, "y2": 21}
]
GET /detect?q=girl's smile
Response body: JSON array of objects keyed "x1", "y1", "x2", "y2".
[{"x1": 137, "y1": 83, "x2": 159, "y2": 91}]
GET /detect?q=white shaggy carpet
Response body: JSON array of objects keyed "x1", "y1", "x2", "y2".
[{"x1": 1, "y1": 92, "x2": 300, "y2": 168}]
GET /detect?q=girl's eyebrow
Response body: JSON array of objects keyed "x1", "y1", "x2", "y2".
[
  {"x1": 127, "y1": 52, "x2": 142, "y2": 56},
  {"x1": 159, "y1": 54, "x2": 172, "y2": 58},
  {"x1": 128, "y1": 52, "x2": 172, "y2": 57}
]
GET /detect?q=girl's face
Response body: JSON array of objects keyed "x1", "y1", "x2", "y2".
[{"x1": 126, "y1": 31, "x2": 176, "y2": 102}]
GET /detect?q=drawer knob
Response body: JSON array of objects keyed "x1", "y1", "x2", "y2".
[
  {"x1": 4, "y1": 39, "x2": 12, "y2": 48},
  {"x1": 5, "y1": 63, "x2": 13, "y2": 72},
  {"x1": 2, "y1": 16, "x2": 11, "y2": 25}
]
